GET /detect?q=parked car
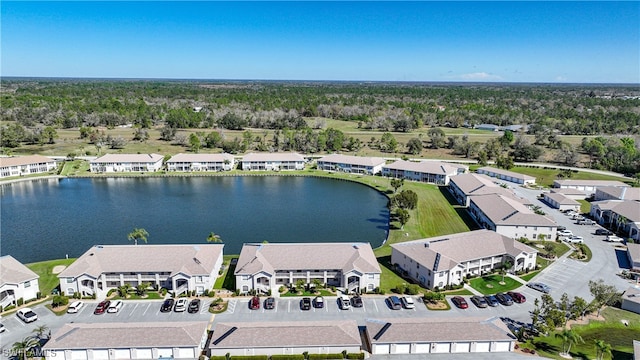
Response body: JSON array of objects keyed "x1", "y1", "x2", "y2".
[
  {"x1": 249, "y1": 296, "x2": 260, "y2": 310},
  {"x1": 160, "y1": 298, "x2": 174, "y2": 312},
  {"x1": 557, "y1": 230, "x2": 573, "y2": 238},
  {"x1": 484, "y1": 295, "x2": 499, "y2": 307},
  {"x1": 351, "y1": 295, "x2": 363, "y2": 308},
  {"x1": 401, "y1": 296, "x2": 415, "y2": 309},
  {"x1": 312, "y1": 296, "x2": 324, "y2": 308},
  {"x1": 606, "y1": 235, "x2": 624, "y2": 242},
  {"x1": 566, "y1": 235, "x2": 584, "y2": 243},
  {"x1": 470, "y1": 295, "x2": 488, "y2": 308},
  {"x1": 94, "y1": 300, "x2": 111, "y2": 315},
  {"x1": 576, "y1": 219, "x2": 595, "y2": 225},
  {"x1": 557, "y1": 225, "x2": 567, "y2": 231},
  {"x1": 0, "y1": 323, "x2": 5, "y2": 333},
  {"x1": 387, "y1": 296, "x2": 402, "y2": 310},
  {"x1": 264, "y1": 297, "x2": 275, "y2": 310},
  {"x1": 595, "y1": 228, "x2": 613, "y2": 236},
  {"x1": 496, "y1": 293, "x2": 514, "y2": 306},
  {"x1": 299, "y1": 297, "x2": 311, "y2": 310},
  {"x1": 188, "y1": 299, "x2": 201, "y2": 313},
  {"x1": 174, "y1": 298, "x2": 188, "y2": 312},
  {"x1": 67, "y1": 301, "x2": 84, "y2": 314},
  {"x1": 507, "y1": 291, "x2": 526, "y2": 303},
  {"x1": 107, "y1": 300, "x2": 123, "y2": 313},
  {"x1": 528, "y1": 282, "x2": 551, "y2": 293},
  {"x1": 451, "y1": 296, "x2": 468, "y2": 309},
  {"x1": 338, "y1": 295, "x2": 351, "y2": 310},
  {"x1": 16, "y1": 308, "x2": 38, "y2": 323}
]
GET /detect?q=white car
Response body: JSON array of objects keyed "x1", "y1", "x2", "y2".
[
  {"x1": 67, "y1": 301, "x2": 84, "y2": 314},
  {"x1": 401, "y1": 296, "x2": 415, "y2": 309},
  {"x1": 16, "y1": 308, "x2": 38, "y2": 323},
  {"x1": 567, "y1": 235, "x2": 584, "y2": 243},
  {"x1": 107, "y1": 300, "x2": 123, "y2": 313},
  {"x1": 174, "y1": 298, "x2": 188, "y2": 312},
  {"x1": 557, "y1": 230, "x2": 573, "y2": 238},
  {"x1": 606, "y1": 235, "x2": 624, "y2": 242}
]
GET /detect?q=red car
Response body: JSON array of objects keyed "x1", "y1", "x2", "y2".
[
  {"x1": 93, "y1": 300, "x2": 111, "y2": 315},
  {"x1": 507, "y1": 291, "x2": 526, "y2": 303},
  {"x1": 451, "y1": 296, "x2": 468, "y2": 309},
  {"x1": 249, "y1": 296, "x2": 260, "y2": 310}
]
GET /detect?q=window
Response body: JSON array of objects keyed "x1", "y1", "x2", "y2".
[
  {"x1": 66, "y1": 278, "x2": 74, "y2": 283},
  {"x1": 242, "y1": 275, "x2": 250, "y2": 280},
  {"x1": 24, "y1": 280, "x2": 30, "y2": 288},
  {"x1": 195, "y1": 276, "x2": 203, "y2": 283},
  {"x1": 368, "y1": 274, "x2": 375, "y2": 279}
]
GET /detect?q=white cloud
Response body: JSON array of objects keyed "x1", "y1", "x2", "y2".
[
  {"x1": 555, "y1": 76, "x2": 567, "y2": 82},
  {"x1": 458, "y1": 72, "x2": 503, "y2": 81}
]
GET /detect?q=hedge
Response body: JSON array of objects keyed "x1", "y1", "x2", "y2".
[
  {"x1": 307, "y1": 354, "x2": 344, "y2": 360},
  {"x1": 271, "y1": 355, "x2": 305, "y2": 360},
  {"x1": 345, "y1": 354, "x2": 365, "y2": 360},
  {"x1": 229, "y1": 356, "x2": 268, "y2": 360},
  {"x1": 210, "y1": 356, "x2": 227, "y2": 360}
]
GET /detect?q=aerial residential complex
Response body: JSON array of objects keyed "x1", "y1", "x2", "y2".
[
  {"x1": 90, "y1": 154, "x2": 164, "y2": 173},
  {"x1": 0, "y1": 255, "x2": 40, "y2": 309},
  {"x1": 317, "y1": 154, "x2": 385, "y2": 175},
  {"x1": 166, "y1": 153, "x2": 235, "y2": 172},
  {"x1": 241, "y1": 152, "x2": 306, "y2": 171},
  {"x1": 553, "y1": 179, "x2": 629, "y2": 195},
  {"x1": 590, "y1": 200, "x2": 640, "y2": 242},
  {"x1": 234, "y1": 243, "x2": 381, "y2": 294},
  {"x1": 57, "y1": 244, "x2": 224, "y2": 299},
  {"x1": 448, "y1": 173, "x2": 524, "y2": 207},
  {"x1": 381, "y1": 160, "x2": 467, "y2": 185},
  {"x1": 476, "y1": 166, "x2": 536, "y2": 186},
  {"x1": 0, "y1": 155, "x2": 57, "y2": 178},
  {"x1": 391, "y1": 230, "x2": 537, "y2": 290}
]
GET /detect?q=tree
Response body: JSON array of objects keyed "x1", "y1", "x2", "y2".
[
  {"x1": 390, "y1": 178, "x2": 404, "y2": 193},
  {"x1": 594, "y1": 339, "x2": 612, "y2": 360},
  {"x1": 495, "y1": 154, "x2": 514, "y2": 170},
  {"x1": 295, "y1": 279, "x2": 305, "y2": 293},
  {"x1": 500, "y1": 130, "x2": 514, "y2": 146},
  {"x1": 206, "y1": 232, "x2": 223, "y2": 243},
  {"x1": 427, "y1": 128, "x2": 446, "y2": 149},
  {"x1": 571, "y1": 296, "x2": 590, "y2": 320},
  {"x1": 589, "y1": 279, "x2": 620, "y2": 316},
  {"x1": 396, "y1": 208, "x2": 410, "y2": 230},
  {"x1": 394, "y1": 189, "x2": 418, "y2": 210},
  {"x1": 12, "y1": 336, "x2": 39, "y2": 360},
  {"x1": 136, "y1": 282, "x2": 150, "y2": 296},
  {"x1": 118, "y1": 284, "x2": 131, "y2": 298},
  {"x1": 406, "y1": 138, "x2": 423, "y2": 155},
  {"x1": 555, "y1": 329, "x2": 583, "y2": 356},
  {"x1": 219, "y1": 112, "x2": 247, "y2": 130},
  {"x1": 499, "y1": 261, "x2": 512, "y2": 283},
  {"x1": 380, "y1": 132, "x2": 398, "y2": 153},
  {"x1": 41, "y1": 126, "x2": 58, "y2": 144},
  {"x1": 32, "y1": 324, "x2": 50, "y2": 339},
  {"x1": 205, "y1": 131, "x2": 223, "y2": 148},
  {"x1": 189, "y1": 133, "x2": 201, "y2": 153},
  {"x1": 127, "y1": 228, "x2": 149, "y2": 246},
  {"x1": 160, "y1": 125, "x2": 177, "y2": 141}
]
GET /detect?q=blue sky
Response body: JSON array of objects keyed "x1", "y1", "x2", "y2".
[{"x1": 2, "y1": 1, "x2": 639, "y2": 83}]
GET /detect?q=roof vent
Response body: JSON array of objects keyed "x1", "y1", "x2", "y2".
[
  {"x1": 373, "y1": 323, "x2": 392, "y2": 341},
  {"x1": 193, "y1": 257, "x2": 201, "y2": 265},
  {"x1": 212, "y1": 327, "x2": 238, "y2": 345},
  {"x1": 89, "y1": 253, "x2": 94, "y2": 256}
]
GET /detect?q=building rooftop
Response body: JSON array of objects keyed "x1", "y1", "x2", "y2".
[
  {"x1": 544, "y1": 192, "x2": 581, "y2": 206},
  {"x1": 612, "y1": 201, "x2": 640, "y2": 223},
  {"x1": 623, "y1": 286, "x2": 640, "y2": 306},
  {"x1": 317, "y1": 154, "x2": 385, "y2": 167},
  {"x1": 242, "y1": 152, "x2": 305, "y2": 162},
  {"x1": 628, "y1": 244, "x2": 640, "y2": 268},
  {"x1": 477, "y1": 167, "x2": 535, "y2": 182},
  {"x1": 449, "y1": 173, "x2": 526, "y2": 201},
  {"x1": 366, "y1": 317, "x2": 514, "y2": 343},
  {"x1": 209, "y1": 321, "x2": 360, "y2": 349},
  {"x1": 43, "y1": 322, "x2": 207, "y2": 350},
  {"x1": 550, "y1": 188, "x2": 587, "y2": 196},
  {"x1": 598, "y1": 186, "x2": 640, "y2": 201},
  {"x1": 90, "y1": 153, "x2": 163, "y2": 163},
  {"x1": 383, "y1": 160, "x2": 467, "y2": 175},
  {"x1": 553, "y1": 179, "x2": 629, "y2": 188},
  {"x1": 471, "y1": 194, "x2": 556, "y2": 227},
  {"x1": 0, "y1": 255, "x2": 39, "y2": 285},
  {"x1": 58, "y1": 244, "x2": 224, "y2": 278},
  {"x1": 0, "y1": 155, "x2": 55, "y2": 167},
  {"x1": 167, "y1": 153, "x2": 234, "y2": 163},
  {"x1": 391, "y1": 230, "x2": 537, "y2": 272},
  {"x1": 234, "y1": 243, "x2": 381, "y2": 276}
]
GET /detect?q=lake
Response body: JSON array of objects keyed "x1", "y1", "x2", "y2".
[{"x1": 0, "y1": 176, "x2": 390, "y2": 263}]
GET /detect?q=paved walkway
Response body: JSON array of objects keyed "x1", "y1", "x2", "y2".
[{"x1": 463, "y1": 284, "x2": 483, "y2": 296}]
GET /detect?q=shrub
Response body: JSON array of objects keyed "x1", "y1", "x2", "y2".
[
  {"x1": 394, "y1": 285, "x2": 405, "y2": 294},
  {"x1": 271, "y1": 355, "x2": 305, "y2": 360},
  {"x1": 17, "y1": 298, "x2": 24, "y2": 306},
  {"x1": 210, "y1": 357, "x2": 227, "y2": 360},
  {"x1": 36, "y1": 292, "x2": 42, "y2": 299},
  {"x1": 279, "y1": 286, "x2": 287, "y2": 293},
  {"x1": 52, "y1": 295, "x2": 69, "y2": 307},
  {"x1": 405, "y1": 284, "x2": 420, "y2": 295},
  {"x1": 0, "y1": 305, "x2": 3, "y2": 312},
  {"x1": 229, "y1": 356, "x2": 268, "y2": 360},
  {"x1": 107, "y1": 289, "x2": 116, "y2": 296},
  {"x1": 204, "y1": 289, "x2": 210, "y2": 297},
  {"x1": 4, "y1": 305, "x2": 15, "y2": 312},
  {"x1": 308, "y1": 354, "x2": 344, "y2": 360},
  {"x1": 25, "y1": 298, "x2": 36, "y2": 304},
  {"x1": 160, "y1": 288, "x2": 168, "y2": 296},
  {"x1": 345, "y1": 353, "x2": 364, "y2": 359}
]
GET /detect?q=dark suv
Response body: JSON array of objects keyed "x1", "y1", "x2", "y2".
[
  {"x1": 300, "y1": 297, "x2": 311, "y2": 310},
  {"x1": 264, "y1": 297, "x2": 275, "y2": 310},
  {"x1": 94, "y1": 300, "x2": 111, "y2": 315},
  {"x1": 160, "y1": 298, "x2": 174, "y2": 312},
  {"x1": 188, "y1": 299, "x2": 201, "y2": 313}
]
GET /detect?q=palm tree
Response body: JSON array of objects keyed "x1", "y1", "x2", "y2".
[
  {"x1": 555, "y1": 329, "x2": 584, "y2": 356},
  {"x1": 499, "y1": 261, "x2": 513, "y2": 283},
  {"x1": 12, "y1": 336, "x2": 39, "y2": 360},
  {"x1": 117, "y1": 284, "x2": 131, "y2": 298},
  {"x1": 594, "y1": 339, "x2": 612, "y2": 360},
  {"x1": 136, "y1": 282, "x2": 150, "y2": 296},
  {"x1": 127, "y1": 228, "x2": 148, "y2": 246},
  {"x1": 206, "y1": 232, "x2": 223, "y2": 243},
  {"x1": 32, "y1": 324, "x2": 50, "y2": 340}
]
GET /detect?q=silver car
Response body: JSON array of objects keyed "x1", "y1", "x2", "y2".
[{"x1": 528, "y1": 282, "x2": 551, "y2": 294}]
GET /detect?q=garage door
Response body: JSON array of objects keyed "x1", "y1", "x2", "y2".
[
  {"x1": 433, "y1": 343, "x2": 451, "y2": 353},
  {"x1": 475, "y1": 342, "x2": 490, "y2": 352},
  {"x1": 373, "y1": 344, "x2": 390, "y2": 354},
  {"x1": 414, "y1": 344, "x2": 430, "y2": 354},
  {"x1": 70, "y1": 350, "x2": 88, "y2": 360},
  {"x1": 452, "y1": 342, "x2": 470, "y2": 353},
  {"x1": 91, "y1": 350, "x2": 109, "y2": 360},
  {"x1": 393, "y1": 344, "x2": 410, "y2": 354},
  {"x1": 176, "y1": 348, "x2": 195, "y2": 358},
  {"x1": 113, "y1": 349, "x2": 131, "y2": 359},
  {"x1": 136, "y1": 349, "x2": 152, "y2": 358},
  {"x1": 157, "y1": 348, "x2": 173, "y2": 358},
  {"x1": 494, "y1": 341, "x2": 511, "y2": 352}
]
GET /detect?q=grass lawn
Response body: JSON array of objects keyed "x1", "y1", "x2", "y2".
[
  {"x1": 27, "y1": 258, "x2": 76, "y2": 295},
  {"x1": 281, "y1": 289, "x2": 334, "y2": 297},
  {"x1": 506, "y1": 166, "x2": 632, "y2": 188},
  {"x1": 569, "y1": 243, "x2": 592, "y2": 262},
  {"x1": 519, "y1": 270, "x2": 541, "y2": 282},
  {"x1": 577, "y1": 199, "x2": 591, "y2": 214},
  {"x1": 530, "y1": 307, "x2": 640, "y2": 360},
  {"x1": 443, "y1": 288, "x2": 474, "y2": 296},
  {"x1": 215, "y1": 256, "x2": 237, "y2": 290},
  {"x1": 112, "y1": 292, "x2": 163, "y2": 300},
  {"x1": 468, "y1": 275, "x2": 525, "y2": 295}
]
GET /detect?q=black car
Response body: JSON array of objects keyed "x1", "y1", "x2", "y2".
[
  {"x1": 496, "y1": 292, "x2": 514, "y2": 306},
  {"x1": 312, "y1": 296, "x2": 324, "y2": 308},
  {"x1": 187, "y1": 299, "x2": 201, "y2": 313},
  {"x1": 300, "y1": 297, "x2": 311, "y2": 310},
  {"x1": 264, "y1": 297, "x2": 275, "y2": 310},
  {"x1": 160, "y1": 298, "x2": 174, "y2": 312},
  {"x1": 351, "y1": 295, "x2": 363, "y2": 308},
  {"x1": 595, "y1": 228, "x2": 612, "y2": 236},
  {"x1": 557, "y1": 225, "x2": 567, "y2": 231}
]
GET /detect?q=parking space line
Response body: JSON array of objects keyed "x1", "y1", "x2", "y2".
[
  {"x1": 373, "y1": 300, "x2": 379, "y2": 312},
  {"x1": 143, "y1": 303, "x2": 151, "y2": 316},
  {"x1": 287, "y1": 300, "x2": 291, "y2": 313}
]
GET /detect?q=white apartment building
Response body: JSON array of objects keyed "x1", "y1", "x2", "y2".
[
  {"x1": 0, "y1": 155, "x2": 57, "y2": 178},
  {"x1": 166, "y1": 153, "x2": 235, "y2": 172},
  {"x1": 382, "y1": 160, "x2": 467, "y2": 185},
  {"x1": 241, "y1": 153, "x2": 305, "y2": 171},
  {"x1": 317, "y1": 154, "x2": 385, "y2": 175},
  {"x1": 90, "y1": 154, "x2": 164, "y2": 173},
  {"x1": 0, "y1": 255, "x2": 40, "y2": 309}
]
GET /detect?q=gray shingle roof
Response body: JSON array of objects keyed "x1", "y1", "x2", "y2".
[
  {"x1": 471, "y1": 194, "x2": 556, "y2": 226},
  {"x1": 43, "y1": 322, "x2": 207, "y2": 350},
  {"x1": 0, "y1": 255, "x2": 39, "y2": 285},
  {"x1": 242, "y1": 153, "x2": 305, "y2": 162},
  {"x1": 58, "y1": 244, "x2": 223, "y2": 278},
  {"x1": 612, "y1": 201, "x2": 640, "y2": 222},
  {"x1": 544, "y1": 193, "x2": 581, "y2": 205},
  {"x1": 318, "y1": 154, "x2": 385, "y2": 167},
  {"x1": 554, "y1": 179, "x2": 629, "y2": 188},
  {"x1": 628, "y1": 243, "x2": 640, "y2": 266},
  {"x1": 450, "y1": 173, "x2": 524, "y2": 200},
  {"x1": 234, "y1": 243, "x2": 381, "y2": 276},
  {"x1": 209, "y1": 321, "x2": 360, "y2": 349},
  {"x1": 598, "y1": 186, "x2": 640, "y2": 201},
  {"x1": 551, "y1": 188, "x2": 587, "y2": 196},
  {"x1": 622, "y1": 286, "x2": 640, "y2": 306},
  {"x1": 477, "y1": 166, "x2": 535, "y2": 181},
  {"x1": 383, "y1": 160, "x2": 466, "y2": 175},
  {"x1": 0, "y1": 155, "x2": 56, "y2": 167},
  {"x1": 167, "y1": 153, "x2": 234, "y2": 163},
  {"x1": 366, "y1": 318, "x2": 513, "y2": 343},
  {"x1": 391, "y1": 230, "x2": 537, "y2": 271},
  {"x1": 90, "y1": 153, "x2": 163, "y2": 163}
]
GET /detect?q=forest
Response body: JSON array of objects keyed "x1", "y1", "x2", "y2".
[{"x1": 1, "y1": 79, "x2": 639, "y2": 175}]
